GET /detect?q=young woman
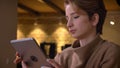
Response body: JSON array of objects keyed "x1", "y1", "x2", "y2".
[{"x1": 14, "y1": 0, "x2": 120, "y2": 68}]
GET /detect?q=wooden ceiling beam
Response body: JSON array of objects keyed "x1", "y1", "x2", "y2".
[
  {"x1": 43, "y1": 0, "x2": 65, "y2": 15},
  {"x1": 18, "y1": 3, "x2": 40, "y2": 16}
]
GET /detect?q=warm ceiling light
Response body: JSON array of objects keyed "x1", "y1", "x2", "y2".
[
  {"x1": 110, "y1": 21, "x2": 115, "y2": 25},
  {"x1": 38, "y1": 0, "x2": 44, "y2": 3},
  {"x1": 34, "y1": 22, "x2": 38, "y2": 26}
]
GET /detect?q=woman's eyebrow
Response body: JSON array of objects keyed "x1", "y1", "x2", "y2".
[{"x1": 71, "y1": 12, "x2": 77, "y2": 16}]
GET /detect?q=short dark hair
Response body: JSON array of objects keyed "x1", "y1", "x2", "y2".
[{"x1": 64, "y1": 0, "x2": 107, "y2": 34}]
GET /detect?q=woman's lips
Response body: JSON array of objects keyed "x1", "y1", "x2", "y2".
[{"x1": 69, "y1": 30, "x2": 76, "y2": 34}]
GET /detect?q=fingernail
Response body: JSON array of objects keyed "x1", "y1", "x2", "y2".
[
  {"x1": 40, "y1": 66, "x2": 44, "y2": 68},
  {"x1": 41, "y1": 66, "x2": 47, "y2": 68},
  {"x1": 46, "y1": 59, "x2": 50, "y2": 62}
]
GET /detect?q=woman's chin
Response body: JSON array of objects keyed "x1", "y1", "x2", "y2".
[
  {"x1": 71, "y1": 34, "x2": 83, "y2": 39},
  {"x1": 71, "y1": 34, "x2": 79, "y2": 39}
]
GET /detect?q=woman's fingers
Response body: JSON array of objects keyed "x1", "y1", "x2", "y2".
[
  {"x1": 13, "y1": 52, "x2": 22, "y2": 64},
  {"x1": 13, "y1": 55, "x2": 22, "y2": 64},
  {"x1": 47, "y1": 59, "x2": 62, "y2": 68},
  {"x1": 16, "y1": 52, "x2": 20, "y2": 56},
  {"x1": 21, "y1": 61, "x2": 28, "y2": 68},
  {"x1": 41, "y1": 66, "x2": 52, "y2": 68}
]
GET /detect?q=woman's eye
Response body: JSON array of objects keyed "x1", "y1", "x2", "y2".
[{"x1": 74, "y1": 16, "x2": 79, "y2": 19}]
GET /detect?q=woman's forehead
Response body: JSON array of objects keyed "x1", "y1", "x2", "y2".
[{"x1": 65, "y1": 5, "x2": 87, "y2": 15}]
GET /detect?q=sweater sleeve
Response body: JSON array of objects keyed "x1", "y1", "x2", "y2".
[
  {"x1": 54, "y1": 53, "x2": 67, "y2": 68},
  {"x1": 54, "y1": 53, "x2": 61, "y2": 65},
  {"x1": 101, "y1": 45, "x2": 120, "y2": 68}
]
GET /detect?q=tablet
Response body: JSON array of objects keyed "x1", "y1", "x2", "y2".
[{"x1": 10, "y1": 38, "x2": 51, "y2": 68}]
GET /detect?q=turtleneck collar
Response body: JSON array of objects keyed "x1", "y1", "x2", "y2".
[{"x1": 71, "y1": 35, "x2": 104, "y2": 61}]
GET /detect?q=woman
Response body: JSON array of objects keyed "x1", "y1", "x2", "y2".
[{"x1": 14, "y1": 0, "x2": 120, "y2": 68}]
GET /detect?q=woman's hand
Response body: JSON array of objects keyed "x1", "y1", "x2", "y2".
[
  {"x1": 13, "y1": 52, "x2": 22, "y2": 64},
  {"x1": 41, "y1": 59, "x2": 63, "y2": 68},
  {"x1": 14, "y1": 52, "x2": 62, "y2": 68},
  {"x1": 21, "y1": 61, "x2": 28, "y2": 68},
  {"x1": 13, "y1": 52, "x2": 28, "y2": 68}
]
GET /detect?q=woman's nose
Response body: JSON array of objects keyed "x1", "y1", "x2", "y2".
[{"x1": 67, "y1": 19, "x2": 73, "y2": 28}]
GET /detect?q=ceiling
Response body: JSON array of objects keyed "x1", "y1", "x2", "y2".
[
  {"x1": 18, "y1": 0, "x2": 120, "y2": 17},
  {"x1": 17, "y1": 0, "x2": 120, "y2": 45}
]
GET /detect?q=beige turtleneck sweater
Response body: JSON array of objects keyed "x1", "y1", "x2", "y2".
[{"x1": 54, "y1": 36, "x2": 120, "y2": 68}]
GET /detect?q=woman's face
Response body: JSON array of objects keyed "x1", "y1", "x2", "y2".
[{"x1": 65, "y1": 5, "x2": 95, "y2": 39}]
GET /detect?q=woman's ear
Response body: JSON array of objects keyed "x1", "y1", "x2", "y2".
[{"x1": 91, "y1": 13, "x2": 99, "y2": 26}]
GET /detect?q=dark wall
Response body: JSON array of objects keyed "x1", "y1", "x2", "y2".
[{"x1": 0, "y1": 0, "x2": 17, "y2": 68}]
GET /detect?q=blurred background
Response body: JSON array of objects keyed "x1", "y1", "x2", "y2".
[
  {"x1": 17, "y1": 0, "x2": 120, "y2": 53},
  {"x1": 0, "y1": 0, "x2": 120, "y2": 68}
]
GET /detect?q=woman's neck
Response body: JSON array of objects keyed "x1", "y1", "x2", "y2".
[{"x1": 79, "y1": 33, "x2": 99, "y2": 47}]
